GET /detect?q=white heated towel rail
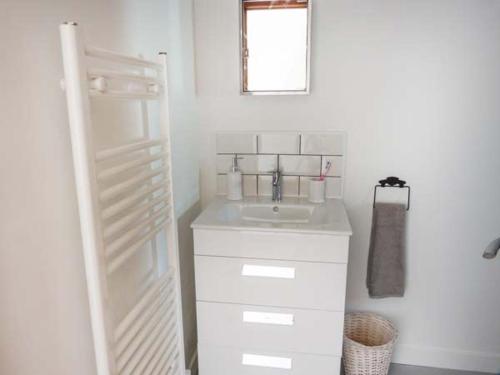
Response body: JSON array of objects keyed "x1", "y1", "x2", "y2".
[{"x1": 60, "y1": 22, "x2": 185, "y2": 375}]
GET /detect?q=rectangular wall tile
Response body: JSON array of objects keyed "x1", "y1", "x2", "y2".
[
  {"x1": 258, "y1": 175, "x2": 272, "y2": 196},
  {"x1": 282, "y1": 176, "x2": 299, "y2": 197},
  {"x1": 243, "y1": 175, "x2": 257, "y2": 196},
  {"x1": 216, "y1": 133, "x2": 257, "y2": 154},
  {"x1": 280, "y1": 155, "x2": 321, "y2": 176},
  {"x1": 301, "y1": 133, "x2": 345, "y2": 155},
  {"x1": 258, "y1": 133, "x2": 300, "y2": 154},
  {"x1": 217, "y1": 174, "x2": 257, "y2": 196},
  {"x1": 216, "y1": 155, "x2": 234, "y2": 174},
  {"x1": 241, "y1": 155, "x2": 277, "y2": 174},
  {"x1": 216, "y1": 174, "x2": 227, "y2": 195},
  {"x1": 321, "y1": 156, "x2": 344, "y2": 177},
  {"x1": 300, "y1": 176, "x2": 342, "y2": 198},
  {"x1": 216, "y1": 154, "x2": 277, "y2": 174},
  {"x1": 299, "y1": 177, "x2": 311, "y2": 197}
]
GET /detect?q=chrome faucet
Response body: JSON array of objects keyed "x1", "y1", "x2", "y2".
[{"x1": 271, "y1": 169, "x2": 282, "y2": 202}]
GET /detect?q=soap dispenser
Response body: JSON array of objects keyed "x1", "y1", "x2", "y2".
[{"x1": 227, "y1": 156, "x2": 243, "y2": 200}]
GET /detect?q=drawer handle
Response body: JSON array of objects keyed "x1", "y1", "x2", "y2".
[
  {"x1": 243, "y1": 311, "x2": 294, "y2": 326},
  {"x1": 242, "y1": 353, "x2": 292, "y2": 370},
  {"x1": 241, "y1": 264, "x2": 295, "y2": 279}
]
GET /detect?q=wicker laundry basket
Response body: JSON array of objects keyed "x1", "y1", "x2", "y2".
[{"x1": 343, "y1": 312, "x2": 398, "y2": 375}]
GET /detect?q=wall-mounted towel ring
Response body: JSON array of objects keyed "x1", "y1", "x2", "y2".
[{"x1": 373, "y1": 176, "x2": 411, "y2": 211}]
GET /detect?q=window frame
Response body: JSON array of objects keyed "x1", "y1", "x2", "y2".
[{"x1": 239, "y1": 0, "x2": 312, "y2": 96}]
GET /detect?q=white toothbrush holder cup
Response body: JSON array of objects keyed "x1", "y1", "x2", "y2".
[{"x1": 308, "y1": 178, "x2": 326, "y2": 203}]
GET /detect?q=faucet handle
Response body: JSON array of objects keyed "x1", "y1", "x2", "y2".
[{"x1": 271, "y1": 169, "x2": 282, "y2": 184}]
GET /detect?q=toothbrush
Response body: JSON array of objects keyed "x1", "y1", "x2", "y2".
[{"x1": 320, "y1": 161, "x2": 332, "y2": 181}]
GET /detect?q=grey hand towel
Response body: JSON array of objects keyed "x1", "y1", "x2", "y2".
[{"x1": 366, "y1": 202, "x2": 406, "y2": 298}]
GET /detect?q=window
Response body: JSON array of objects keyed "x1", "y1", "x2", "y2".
[{"x1": 240, "y1": 0, "x2": 311, "y2": 95}]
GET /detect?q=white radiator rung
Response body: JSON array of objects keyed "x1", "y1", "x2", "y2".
[
  {"x1": 143, "y1": 334, "x2": 178, "y2": 375},
  {"x1": 114, "y1": 292, "x2": 167, "y2": 357},
  {"x1": 115, "y1": 287, "x2": 175, "y2": 357},
  {"x1": 116, "y1": 300, "x2": 170, "y2": 369},
  {"x1": 150, "y1": 335, "x2": 179, "y2": 375},
  {"x1": 103, "y1": 199, "x2": 168, "y2": 240},
  {"x1": 129, "y1": 310, "x2": 177, "y2": 375},
  {"x1": 116, "y1": 300, "x2": 175, "y2": 373},
  {"x1": 121, "y1": 304, "x2": 177, "y2": 375},
  {"x1": 146, "y1": 323, "x2": 179, "y2": 375},
  {"x1": 96, "y1": 139, "x2": 164, "y2": 162},
  {"x1": 106, "y1": 206, "x2": 168, "y2": 257},
  {"x1": 103, "y1": 197, "x2": 168, "y2": 240},
  {"x1": 165, "y1": 354, "x2": 180, "y2": 375},
  {"x1": 147, "y1": 322, "x2": 179, "y2": 375},
  {"x1": 106, "y1": 217, "x2": 169, "y2": 274},
  {"x1": 144, "y1": 331, "x2": 174, "y2": 375},
  {"x1": 119, "y1": 311, "x2": 171, "y2": 375},
  {"x1": 154, "y1": 354, "x2": 179, "y2": 375},
  {"x1": 98, "y1": 152, "x2": 167, "y2": 180},
  {"x1": 115, "y1": 272, "x2": 173, "y2": 340},
  {"x1": 161, "y1": 331, "x2": 180, "y2": 372},
  {"x1": 89, "y1": 89, "x2": 160, "y2": 100},
  {"x1": 88, "y1": 69, "x2": 162, "y2": 86},
  {"x1": 85, "y1": 46, "x2": 163, "y2": 70},
  {"x1": 99, "y1": 167, "x2": 168, "y2": 202},
  {"x1": 101, "y1": 181, "x2": 168, "y2": 220}
]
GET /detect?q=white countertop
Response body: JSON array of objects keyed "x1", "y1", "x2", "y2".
[{"x1": 191, "y1": 196, "x2": 352, "y2": 236}]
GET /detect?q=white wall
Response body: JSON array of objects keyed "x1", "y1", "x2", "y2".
[
  {"x1": 121, "y1": 0, "x2": 200, "y2": 216},
  {"x1": 0, "y1": 0, "x2": 199, "y2": 374},
  {"x1": 193, "y1": 0, "x2": 500, "y2": 372}
]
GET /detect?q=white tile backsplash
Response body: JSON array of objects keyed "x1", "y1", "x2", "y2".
[
  {"x1": 282, "y1": 176, "x2": 299, "y2": 196},
  {"x1": 216, "y1": 174, "x2": 227, "y2": 195},
  {"x1": 280, "y1": 155, "x2": 321, "y2": 176},
  {"x1": 299, "y1": 177, "x2": 343, "y2": 198},
  {"x1": 258, "y1": 176, "x2": 301, "y2": 197},
  {"x1": 321, "y1": 156, "x2": 344, "y2": 177},
  {"x1": 216, "y1": 132, "x2": 346, "y2": 199},
  {"x1": 217, "y1": 174, "x2": 257, "y2": 196},
  {"x1": 216, "y1": 154, "x2": 277, "y2": 174},
  {"x1": 299, "y1": 177, "x2": 309, "y2": 197},
  {"x1": 216, "y1": 133, "x2": 257, "y2": 154},
  {"x1": 301, "y1": 133, "x2": 345, "y2": 155},
  {"x1": 258, "y1": 133, "x2": 300, "y2": 154},
  {"x1": 216, "y1": 155, "x2": 234, "y2": 174},
  {"x1": 257, "y1": 175, "x2": 272, "y2": 196},
  {"x1": 243, "y1": 175, "x2": 257, "y2": 196}
]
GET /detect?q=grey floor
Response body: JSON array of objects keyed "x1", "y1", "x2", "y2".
[
  {"x1": 340, "y1": 363, "x2": 493, "y2": 375},
  {"x1": 389, "y1": 364, "x2": 492, "y2": 375}
]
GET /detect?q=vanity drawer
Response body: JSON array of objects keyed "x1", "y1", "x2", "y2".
[
  {"x1": 197, "y1": 301, "x2": 344, "y2": 356},
  {"x1": 194, "y1": 229, "x2": 349, "y2": 263},
  {"x1": 198, "y1": 344, "x2": 341, "y2": 375},
  {"x1": 194, "y1": 256, "x2": 347, "y2": 311}
]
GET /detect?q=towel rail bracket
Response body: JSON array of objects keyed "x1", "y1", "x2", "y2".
[{"x1": 373, "y1": 176, "x2": 411, "y2": 211}]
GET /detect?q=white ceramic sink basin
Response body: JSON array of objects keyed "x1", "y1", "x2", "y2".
[
  {"x1": 240, "y1": 203, "x2": 314, "y2": 223},
  {"x1": 192, "y1": 197, "x2": 353, "y2": 235}
]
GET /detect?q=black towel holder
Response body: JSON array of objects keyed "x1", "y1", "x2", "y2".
[{"x1": 373, "y1": 176, "x2": 411, "y2": 211}]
